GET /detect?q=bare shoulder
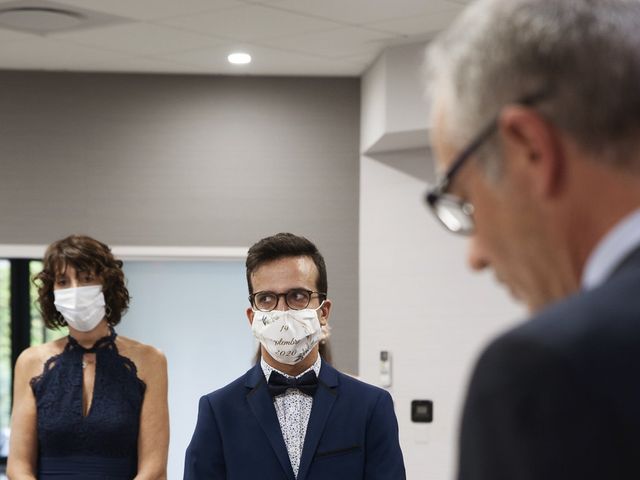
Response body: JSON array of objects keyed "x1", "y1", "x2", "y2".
[
  {"x1": 15, "y1": 338, "x2": 67, "y2": 380},
  {"x1": 116, "y1": 335, "x2": 167, "y2": 381}
]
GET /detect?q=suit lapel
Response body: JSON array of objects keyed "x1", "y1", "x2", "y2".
[
  {"x1": 296, "y1": 362, "x2": 339, "y2": 480},
  {"x1": 245, "y1": 365, "x2": 296, "y2": 480}
]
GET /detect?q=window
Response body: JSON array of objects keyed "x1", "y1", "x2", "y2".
[
  {"x1": 0, "y1": 260, "x2": 10, "y2": 459},
  {"x1": 0, "y1": 259, "x2": 64, "y2": 463}
]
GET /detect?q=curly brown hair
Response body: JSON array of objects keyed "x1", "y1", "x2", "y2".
[{"x1": 34, "y1": 235, "x2": 130, "y2": 329}]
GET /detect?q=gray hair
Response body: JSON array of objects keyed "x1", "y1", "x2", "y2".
[{"x1": 427, "y1": 0, "x2": 640, "y2": 174}]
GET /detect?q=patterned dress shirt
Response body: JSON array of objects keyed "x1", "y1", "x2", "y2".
[{"x1": 260, "y1": 355, "x2": 321, "y2": 478}]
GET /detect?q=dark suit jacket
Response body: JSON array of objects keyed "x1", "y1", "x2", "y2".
[
  {"x1": 184, "y1": 360, "x2": 406, "y2": 480},
  {"x1": 458, "y1": 247, "x2": 640, "y2": 479}
]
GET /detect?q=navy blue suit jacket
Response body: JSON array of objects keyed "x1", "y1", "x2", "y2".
[
  {"x1": 458, "y1": 247, "x2": 640, "y2": 479},
  {"x1": 184, "y1": 360, "x2": 405, "y2": 480}
]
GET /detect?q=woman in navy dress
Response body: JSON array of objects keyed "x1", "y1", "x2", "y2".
[{"x1": 7, "y1": 235, "x2": 169, "y2": 479}]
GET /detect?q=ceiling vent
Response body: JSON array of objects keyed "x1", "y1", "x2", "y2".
[{"x1": 0, "y1": 0, "x2": 130, "y2": 35}]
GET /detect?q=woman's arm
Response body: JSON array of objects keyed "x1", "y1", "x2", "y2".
[
  {"x1": 134, "y1": 347, "x2": 169, "y2": 480},
  {"x1": 6, "y1": 349, "x2": 39, "y2": 480}
]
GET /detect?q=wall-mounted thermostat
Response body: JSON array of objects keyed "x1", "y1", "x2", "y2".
[{"x1": 411, "y1": 400, "x2": 433, "y2": 423}]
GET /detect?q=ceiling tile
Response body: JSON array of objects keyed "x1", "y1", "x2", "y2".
[
  {"x1": 260, "y1": 26, "x2": 396, "y2": 59},
  {"x1": 272, "y1": 0, "x2": 460, "y2": 25},
  {"x1": 53, "y1": 0, "x2": 241, "y2": 21},
  {"x1": 0, "y1": 0, "x2": 471, "y2": 76},
  {"x1": 336, "y1": 51, "x2": 380, "y2": 66},
  {"x1": 0, "y1": 37, "x2": 130, "y2": 70},
  {"x1": 154, "y1": 43, "x2": 364, "y2": 76},
  {"x1": 78, "y1": 56, "x2": 212, "y2": 74},
  {"x1": 54, "y1": 22, "x2": 227, "y2": 56},
  {"x1": 0, "y1": 0, "x2": 132, "y2": 34},
  {"x1": 369, "y1": 8, "x2": 463, "y2": 36},
  {"x1": 159, "y1": 4, "x2": 343, "y2": 42},
  {"x1": 0, "y1": 25, "x2": 35, "y2": 42}
]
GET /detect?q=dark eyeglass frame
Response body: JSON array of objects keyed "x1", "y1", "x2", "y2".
[
  {"x1": 249, "y1": 288, "x2": 327, "y2": 312},
  {"x1": 425, "y1": 89, "x2": 551, "y2": 235}
]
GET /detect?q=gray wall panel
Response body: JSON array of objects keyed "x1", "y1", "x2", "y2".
[{"x1": 0, "y1": 71, "x2": 359, "y2": 372}]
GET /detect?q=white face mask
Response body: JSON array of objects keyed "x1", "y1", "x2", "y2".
[
  {"x1": 251, "y1": 307, "x2": 323, "y2": 365},
  {"x1": 54, "y1": 285, "x2": 106, "y2": 332}
]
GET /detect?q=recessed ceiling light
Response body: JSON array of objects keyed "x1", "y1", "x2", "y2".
[{"x1": 227, "y1": 52, "x2": 251, "y2": 65}]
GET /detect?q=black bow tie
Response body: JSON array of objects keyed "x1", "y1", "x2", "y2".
[{"x1": 267, "y1": 370, "x2": 318, "y2": 398}]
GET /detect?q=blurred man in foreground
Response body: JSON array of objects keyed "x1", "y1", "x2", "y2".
[{"x1": 425, "y1": 0, "x2": 640, "y2": 478}]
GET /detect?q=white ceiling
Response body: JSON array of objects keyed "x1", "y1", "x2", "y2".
[{"x1": 0, "y1": 0, "x2": 469, "y2": 76}]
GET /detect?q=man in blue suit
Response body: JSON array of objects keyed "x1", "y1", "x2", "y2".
[
  {"x1": 184, "y1": 233, "x2": 405, "y2": 479},
  {"x1": 425, "y1": 0, "x2": 640, "y2": 478}
]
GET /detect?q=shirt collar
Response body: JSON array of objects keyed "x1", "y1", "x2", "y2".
[
  {"x1": 582, "y1": 207, "x2": 640, "y2": 290},
  {"x1": 261, "y1": 353, "x2": 321, "y2": 381}
]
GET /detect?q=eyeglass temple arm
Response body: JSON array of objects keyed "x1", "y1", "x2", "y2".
[{"x1": 435, "y1": 87, "x2": 552, "y2": 188}]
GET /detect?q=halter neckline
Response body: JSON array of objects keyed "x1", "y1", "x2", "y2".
[{"x1": 66, "y1": 327, "x2": 117, "y2": 353}]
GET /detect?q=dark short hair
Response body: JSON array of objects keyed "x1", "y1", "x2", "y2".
[
  {"x1": 245, "y1": 232, "x2": 328, "y2": 295},
  {"x1": 34, "y1": 234, "x2": 130, "y2": 329}
]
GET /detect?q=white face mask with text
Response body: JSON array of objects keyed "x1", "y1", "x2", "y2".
[
  {"x1": 54, "y1": 285, "x2": 106, "y2": 332},
  {"x1": 251, "y1": 306, "x2": 322, "y2": 365}
]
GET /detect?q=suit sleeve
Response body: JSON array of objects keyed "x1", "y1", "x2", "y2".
[
  {"x1": 363, "y1": 390, "x2": 406, "y2": 480},
  {"x1": 184, "y1": 395, "x2": 226, "y2": 479},
  {"x1": 457, "y1": 335, "x2": 611, "y2": 480}
]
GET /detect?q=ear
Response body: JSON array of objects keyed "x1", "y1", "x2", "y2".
[
  {"x1": 246, "y1": 307, "x2": 254, "y2": 326},
  {"x1": 498, "y1": 105, "x2": 565, "y2": 198},
  {"x1": 318, "y1": 299, "x2": 332, "y2": 325}
]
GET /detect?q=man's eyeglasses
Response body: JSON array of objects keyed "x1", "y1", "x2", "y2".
[
  {"x1": 425, "y1": 89, "x2": 551, "y2": 235},
  {"x1": 249, "y1": 288, "x2": 327, "y2": 312}
]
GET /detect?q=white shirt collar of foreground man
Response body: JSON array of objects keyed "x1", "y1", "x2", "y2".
[{"x1": 582, "y1": 207, "x2": 640, "y2": 290}]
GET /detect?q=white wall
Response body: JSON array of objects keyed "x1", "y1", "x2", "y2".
[
  {"x1": 118, "y1": 260, "x2": 254, "y2": 480},
  {"x1": 359, "y1": 43, "x2": 524, "y2": 479}
]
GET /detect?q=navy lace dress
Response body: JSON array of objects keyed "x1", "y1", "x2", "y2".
[{"x1": 30, "y1": 329, "x2": 146, "y2": 479}]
